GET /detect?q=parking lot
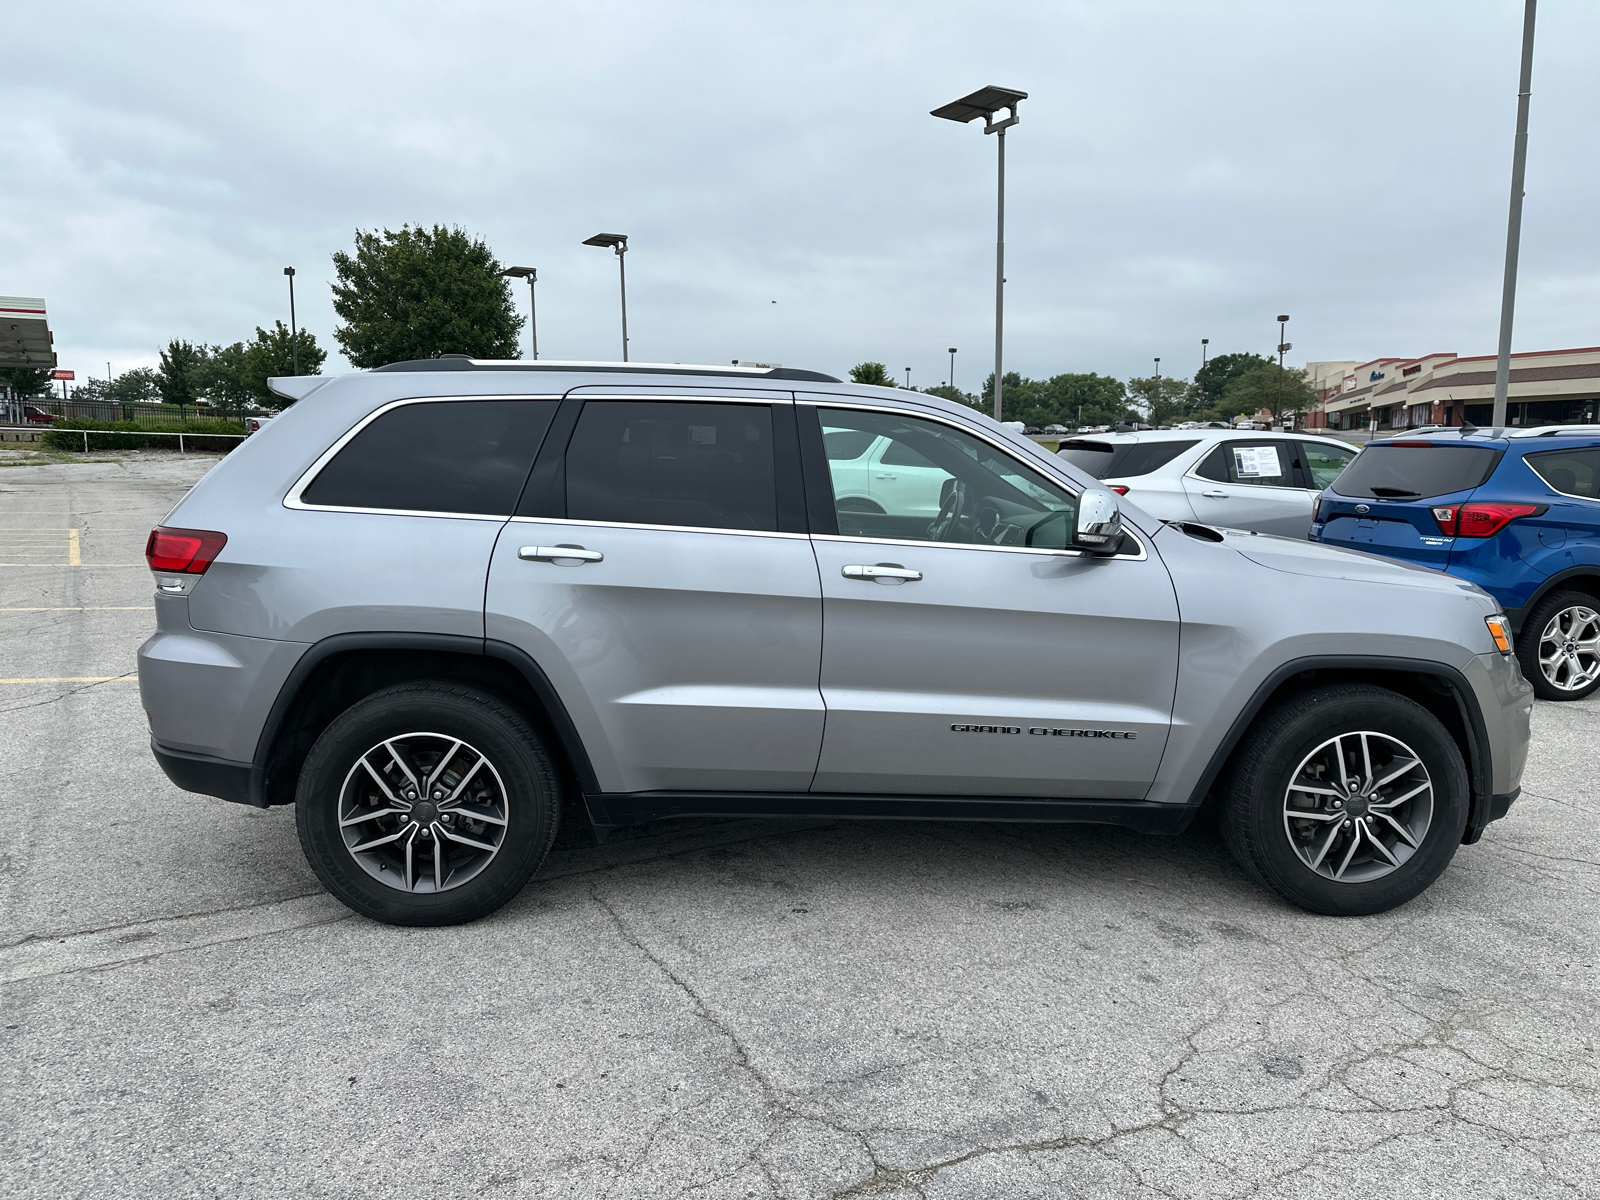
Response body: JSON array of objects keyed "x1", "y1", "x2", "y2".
[{"x1": 2, "y1": 454, "x2": 1596, "y2": 1199}]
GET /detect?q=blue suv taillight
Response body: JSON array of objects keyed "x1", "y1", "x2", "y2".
[{"x1": 1428, "y1": 502, "x2": 1546, "y2": 538}]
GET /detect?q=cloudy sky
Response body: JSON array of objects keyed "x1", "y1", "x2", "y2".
[{"x1": 5, "y1": 1, "x2": 1596, "y2": 388}]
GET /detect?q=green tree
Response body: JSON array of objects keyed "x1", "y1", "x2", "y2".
[
  {"x1": 1030, "y1": 373, "x2": 1134, "y2": 428},
  {"x1": 332, "y1": 224, "x2": 522, "y2": 367},
  {"x1": 157, "y1": 340, "x2": 206, "y2": 406},
  {"x1": 110, "y1": 367, "x2": 161, "y2": 405},
  {"x1": 1, "y1": 367, "x2": 53, "y2": 398},
  {"x1": 1221, "y1": 364, "x2": 1317, "y2": 424},
  {"x1": 240, "y1": 321, "x2": 326, "y2": 404},
  {"x1": 1192, "y1": 351, "x2": 1273, "y2": 413},
  {"x1": 1125, "y1": 375, "x2": 1191, "y2": 427},
  {"x1": 189, "y1": 342, "x2": 253, "y2": 409},
  {"x1": 921, "y1": 383, "x2": 980, "y2": 409},
  {"x1": 848, "y1": 361, "x2": 896, "y2": 387}
]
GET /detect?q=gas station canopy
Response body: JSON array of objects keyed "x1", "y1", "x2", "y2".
[{"x1": 0, "y1": 297, "x2": 56, "y2": 370}]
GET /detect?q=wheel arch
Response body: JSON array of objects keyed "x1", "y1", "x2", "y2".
[
  {"x1": 251, "y1": 633, "x2": 598, "y2": 809},
  {"x1": 1513, "y1": 568, "x2": 1600, "y2": 634},
  {"x1": 1187, "y1": 655, "x2": 1493, "y2": 844}
]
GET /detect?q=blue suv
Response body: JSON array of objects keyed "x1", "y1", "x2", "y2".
[{"x1": 1312, "y1": 426, "x2": 1600, "y2": 701}]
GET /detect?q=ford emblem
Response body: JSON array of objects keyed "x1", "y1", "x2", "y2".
[{"x1": 1355, "y1": 504, "x2": 1370, "y2": 514}]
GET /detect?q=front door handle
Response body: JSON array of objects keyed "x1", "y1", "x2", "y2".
[
  {"x1": 874, "y1": 472, "x2": 897, "y2": 479},
  {"x1": 1200, "y1": 489, "x2": 1229, "y2": 499},
  {"x1": 843, "y1": 563, "x2": 922, "y2": 584},
  {"x1": 519, "y1": 544, "x2": 604, "y2": 565}
]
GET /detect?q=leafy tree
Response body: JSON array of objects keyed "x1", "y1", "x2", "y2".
[
  {"x1": 110, "y1": 367, "x2": 162, "y2": 405},
  {"x1": 921, "y1": 383, "x2": 980, "y2": 408},
  {"x1": 1221, "y1": 364, "x2": 1317, "y2": 424},
  {"x1": 1125, "y1": 375, "x2": 1191, "y2": 427},
  {"x1": 1192, "y1": 351, "x2": 1273, "y2": 412},
  {"x1": 1, "y1": 367, "x2": 53, "y2": 398},
  {"x1": 240, "y1": 321, "x2": 326, "y2": 404},
  {"x1": 849, "y1": 362, "x2": 896, "y2": 387},
  {"x1": 157, "y1": 340, "x2": 206, "y2": 406},
  {"x1": 982, "y1": 371, "x2": 1133, "y2": 428},
  {"x1": 332, "y1": 224, "x2": 522, "y2": 367},
  {"x1": 189, "y1": 343, "x2": 254, "y2": 409}
]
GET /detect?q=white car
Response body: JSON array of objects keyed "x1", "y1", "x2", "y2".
[
  {"x1": 1057, "y1": 429, "x2": 1359, "y2": 538},
  {"x1": 824, "y1": 426, "x2": 948, "y2": 516}
]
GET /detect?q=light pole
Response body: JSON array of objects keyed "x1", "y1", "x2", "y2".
[
  {"x1": 905, "y1": 367, "x2": 911, "y2": 389},
  {"x1": 932, "y1": 85, "x2": 1027, "y2": 424},
  {"x1": 1201, "y1": 338, "x2": 1209, "y2": 370},
  {"x1": 1493, "y1": 0, "x2": 1537, "y2": 429},
  {"x1": 948, "y1": 347, "x2": 957, "y2": 392},
  {"x1": 501, "y1": 267, "x2": 539, "y2": 359},
  {"x1": 582, "y1": 233, "x2": 630, "y2": 361},
  {"x1": 283, "y1": 267, "x2": 298, "y2": 376},
  {"x1": 1276, "y1": 314, "x2": 1293, "y2": 429}
]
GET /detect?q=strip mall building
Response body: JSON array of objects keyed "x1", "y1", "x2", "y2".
[{"x1": 1305, "y1": 345, "x2": 1600, "y2": 431}]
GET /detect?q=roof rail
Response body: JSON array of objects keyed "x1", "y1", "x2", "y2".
[
  {"x1": 369, "y1": 358, "x2": 842, "y2": 383},
  {"x1": 1509, "y1": 424, "x2": 1600, "y2": 438}
]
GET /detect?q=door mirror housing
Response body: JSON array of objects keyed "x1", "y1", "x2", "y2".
[{"x1": 1073, "y1": 489, "x2": 1125, "y2": 555}]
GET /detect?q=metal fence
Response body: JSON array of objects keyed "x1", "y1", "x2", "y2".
[{"x1": 25, "y1": 399, "x2": 255, "y2": 429}]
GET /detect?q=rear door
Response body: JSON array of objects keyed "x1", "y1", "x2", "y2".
[
  {"x1": 484, "y1": 396, "x2": 825, "y2": 795},
  {"x1": 1182, "y1": 438, "x2": 1312, "y2": 536}
]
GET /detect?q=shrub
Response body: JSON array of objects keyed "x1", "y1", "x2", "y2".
[{"x1": 41, "y1": 417, "x2": 248, "y2": 453}]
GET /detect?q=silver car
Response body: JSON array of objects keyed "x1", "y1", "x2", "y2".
[
  {"x1": 1058, "y1": 429, "x2": 1359, "y2": 537},
  {"x1": 138, "y1": 360, "x2": 1529, "y2": 926}
]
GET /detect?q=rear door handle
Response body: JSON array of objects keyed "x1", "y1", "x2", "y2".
[
  {"x1": 519, "y1": 544, "x2": 604, "y2": 565},
  {"x1": 843, "y1": 563, "x2": 922, "y2": 583},
  {"x1": 1200, "y1": 490, "x2": 1229, "y2": 499}
]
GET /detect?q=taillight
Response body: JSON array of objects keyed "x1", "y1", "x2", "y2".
[
  {"x1": 145, "y1": 527, "x2": 228, "y2": 574},
  {"x1": 1430, "y1": 502, "x2": 1545, "y2": 538},
  {"x1": 1311, "y1": 494, "x2": 1322, "y2": 524},
  {"x1": 1107, "y1": 484, "x2": 1130, "y2": 496}
]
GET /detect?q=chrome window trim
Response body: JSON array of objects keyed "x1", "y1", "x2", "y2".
[
  {"x1": 506, "y1": 515, "x2": 807, "y2": 541},
  {"x1": 284, "y1": 393, "x2": 563, "y2": 516},
  {"x1": 560, "y1": 391, "x2": 796, "y2": 404},
  {"x1": 1524, "y1": 452, "x2": 1600, "y2": 504},
  {"x1": 811, "y1": 531, "x2": 1148, "y2": 562}
]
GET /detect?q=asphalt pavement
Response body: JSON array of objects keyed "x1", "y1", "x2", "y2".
[{"x1": 2, "y1": 453, "x2": 1595, "y2": 1199}]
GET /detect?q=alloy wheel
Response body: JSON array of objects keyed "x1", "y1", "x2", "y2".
[
  {"x1": 337, "y1": 732, "x2": 509, "y2": 893},
  {"x1": 1281, "y1": 731, "x2": 1433, "y2": 883},
  {"x1": 1536, "y1": 604, "x2": 1600, "y2": 694}
]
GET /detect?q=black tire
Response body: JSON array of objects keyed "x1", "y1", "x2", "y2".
[
  {"x1": 1514, "y1": 589, "x2": 1600, "y2": 701},
  {"x1": 295, "y1": 682, "x2": 560, "y2": 926},
  {"x1": 1219, "y1": 684, "x2": 1468, "y2": 916}
]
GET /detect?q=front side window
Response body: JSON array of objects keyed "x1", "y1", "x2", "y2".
[
  {"x1": 1300, "y1": 440, "x2": 1357, "y2": 489},
  {"x1": 1526, "y1": 448, "x2": 1600, "y2": 499},
  {"x1": 819, "y1": 408, "x2": 1076, "y2": 549},
  {"x1": 565, "y1": 401, "x2": 777, "y2": 532},
  {"x1": 301, "y1": 399, "x2": 557, "y2": 515},
  {"x1": 1195, "y1": 440, "x2": 1296, "y2": 487}
]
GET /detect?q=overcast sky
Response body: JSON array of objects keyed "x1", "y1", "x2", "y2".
[{"x1": 5, "y1": 1, "x2": 1596, "y2": 388}]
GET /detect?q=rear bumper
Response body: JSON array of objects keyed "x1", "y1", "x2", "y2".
[{"x1": 151, "y1": 738, "x2": 258, "y2": 807}]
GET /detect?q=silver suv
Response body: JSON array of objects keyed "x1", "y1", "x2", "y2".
[{"x1": 138, "y1": 361, "x2": 1532, "y2": 925}]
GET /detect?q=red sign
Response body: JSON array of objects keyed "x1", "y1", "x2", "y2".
[{"x1": 53, "y1": 369, "x2": 75, "y2": 381}]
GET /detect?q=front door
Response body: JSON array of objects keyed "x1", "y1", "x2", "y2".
[
  {"x1": 803, "y1": 404, "x2": 1180, "y2": 799},
  {"x1": 485, "y1": 397, "x2": 825, "y2": 794}
]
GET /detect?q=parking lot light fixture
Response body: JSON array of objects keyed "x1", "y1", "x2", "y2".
[
  {"x1": 948, "y1": 347, "x2": 957, "y2": 391},
  {"x1": 283, "y1": 267, "x2": 298, "y2": 376},
  {"x1": 1201, "y1": 337, "x2": 1209, "y2": 369},
  {"x1": 582, "y1": 234, "x2": 630, "y2": 361},
  {"x1": 500, "y1": 267, "x2": 539, "y2": 359},
  {"x1": 931, "y1": 85, "x2": 1027, "y2": 424}
]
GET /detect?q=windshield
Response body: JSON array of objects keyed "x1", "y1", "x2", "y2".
[
  {"x1": 1056, "y1": 439, "x2": 1198, "y2": 480},
  {"x1": 1330, "y1": 443, "x2": 1502, "y2": 500}
]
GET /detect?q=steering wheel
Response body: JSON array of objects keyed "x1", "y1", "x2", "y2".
[{"x1": 928, "y1": 479, "x2": 971, "y2": 542}]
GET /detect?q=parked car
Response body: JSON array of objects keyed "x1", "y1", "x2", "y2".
[
  {"x1": 246, "y1": 415, "x2": 275, "y2": 433},
  {"x1": 1312, "y1": 425, "x2": 1600, "y2": 700},
  {"x1": 1043, "y1": 423, "x2": 1069, "y2": 434},
  {"x1": 138, "y1": 360, "x2": 1528, "y2": 925},
  {"x1": 23, "y1": 405, "x2": 58, "y2": 424},
  {"x1": 1058, "y1": 429, "x2": 1359, "y2": 538}
]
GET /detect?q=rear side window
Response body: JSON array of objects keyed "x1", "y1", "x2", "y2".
[
  {"x1": 301, "y1": 399, "x2": 556, "y2": 515},
  {"x1": 1526, "y1": 448, "x2": 1600, "y2": 499},
  {"x1": 1057, "y1": 439, "x2": 1196, "y2": 480},
  {"x1": 1301, "y1": 440, "x2": 1357, "y2": 489},
  {"x1": 1330, "y1": 444, "x2": 1502, "y2": 500},
  {"x1": 565, "y1": 401, "x2": 777, "y2": 532}
]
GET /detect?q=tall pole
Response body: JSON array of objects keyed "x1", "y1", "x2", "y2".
[
  {"x1": 616, "y1": 245, "x2": 629, "y2": 362},
  {"x1": 992, "y1": 127, "x2": 1004, "y2": 425},
  {"x1": 1201, "y1": 338, "x2": 1209, "y2": 370},
  {"x1": 1493, "y1": 0, "x2": 1537, "y2": 429},
  {"x1": 949, "y1": 347, "x2": 957, "y2": 392},
  {"x1": 284, "y1": 267, "x2": 299, "y2": 376},
  {"x1": 905, "y1": 367, "x2": 911, "y2": 389},
  {"x1": 527, "y1": 273, "x2": 538, "y2": 360}
]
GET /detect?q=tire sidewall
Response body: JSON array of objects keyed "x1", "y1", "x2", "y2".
[
  {"x1": 1516, "y1": 591, "x2": 1600, "y2": 701},
  {"x1": 296, "y1": 684, "x2": 558, "y2": 926},
  {"x1": 1233, "y1": 690, "x2": 1468, "y2": 916}
]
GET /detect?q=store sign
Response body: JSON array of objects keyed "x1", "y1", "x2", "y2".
[{"x1": 53, "y1": 369, "x2": 75, "y2": 381}]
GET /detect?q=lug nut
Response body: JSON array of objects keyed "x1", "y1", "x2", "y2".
[
  {"x1": 1332, "y1": 800, "x2": 1343, "y2": 809},
  {"x1": 432, "y1": 791, "x2": 442, "y2": 799}
]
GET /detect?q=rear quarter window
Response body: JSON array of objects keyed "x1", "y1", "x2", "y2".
[
  {"x1": 1057, "y1": 439, "x2": 1196, "y2": 480},
  {"x1": 1525, "y1": 448, "x2": 1600, "y2": 499},
  {"x1": 1330, "y1": 444, "x2": 1503, "y2": 500},
  {"x1": 300, "y1": 399, "x2": 557, "y2": 515}
]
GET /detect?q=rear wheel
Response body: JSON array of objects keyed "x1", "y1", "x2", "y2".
[
  {"x1": 296, "y1": 682, "x2": 560, "y2": 926},
  {"x1": 1515, "y1": 590, "x2": 1600, "y2": 700},
  {"x1": 1219, "y1": 684, "x2": 1468, "y2": 915}
]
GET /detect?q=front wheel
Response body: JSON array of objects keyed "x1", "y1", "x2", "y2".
[
  {"x1": 1219, "y1": 684, "x2": 1468, "y2": 915},
  {"x1": 1515, "y1": 590, "x2": 1600, "y2": 701},
  {"x1": 296, "y1": 682, "x2": 560, "y2": 926}
]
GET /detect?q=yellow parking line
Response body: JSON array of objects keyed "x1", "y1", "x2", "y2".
[
  {"x1": 0, "y1": 676, "x2": 137, "y2": 684},
  {"x1": 68, "y1": 529, "x2": 80, "y2": 566}
]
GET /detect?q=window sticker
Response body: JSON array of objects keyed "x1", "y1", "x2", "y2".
[
  {"x1": 1232, "y1": 446, "x2": 1283, "y2": 479},
  {"x1": 688, "y1": 425, "x2": 717, "y2": 445}
]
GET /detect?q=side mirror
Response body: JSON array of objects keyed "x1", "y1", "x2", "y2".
[{"x1": 1073, "y1": 489, "x2": 1125, "y2": 555}]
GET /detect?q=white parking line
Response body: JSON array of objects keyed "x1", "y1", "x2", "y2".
[
  {"x1": 0, "y1": 607, "x2": 154, "y2": 611},
  {"x1": 0, "y1": 676, "x2": 138, "y2": 684}
]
